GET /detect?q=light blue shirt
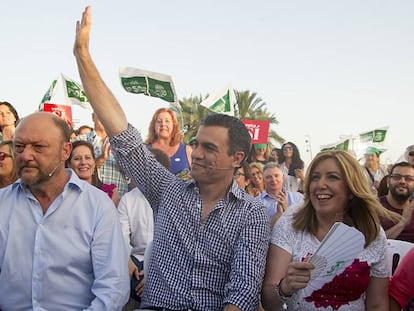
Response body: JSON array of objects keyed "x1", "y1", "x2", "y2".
[
  {"x1": 0, "y1": 169, "x2": 129, "y2": 311},
  {"x1": 259, "y1": 190, "x2": 304, "y2": 219}
]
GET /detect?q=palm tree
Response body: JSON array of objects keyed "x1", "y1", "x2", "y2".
[
  {"x1": 171, "y1": 89, "x2": 285, "y2": 146},
  {"x1": 170, "y1": 95, "x2": 211, "y2": 143},
  {"x1": 235, "y1": 90, "x2": 285, "y2": 146}
]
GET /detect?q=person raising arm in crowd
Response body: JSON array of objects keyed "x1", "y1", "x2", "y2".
[{"x1": 73, "y1": 7, "x2": 269, "y2": 311}]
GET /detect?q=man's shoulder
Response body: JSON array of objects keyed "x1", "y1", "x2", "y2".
[
  {"x1": 69, "y1": 178, "x2": 116, "y2": 210},
  {"x1": 119, "y1": 187, "x2": 150, "y2": 206},
  {"x1": 378, "y1": 195, "x2": 393, "y2": 210},
  {"x1": 257, "y1": 190, "x2": 270, "y2": 200},
  {"x1": 234, "y1": 190, "x2": 268, "y2": 215},
  {"x1": 288, "y1": 190, "x2": 304, "y2": 200}
]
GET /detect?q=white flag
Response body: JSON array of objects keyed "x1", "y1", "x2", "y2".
[
  {"x1": 119, "y1": 67, "x2": 177, "y2": 103},
  {"x1": 199, "y1": 85, "x2": 235, "y2": 116},
  {"x1": 39, "y1": 79, "x2": 58, "y2": 105},
  {"x1": 359, "y1": 126, "x2": 389, "y2": 143},
  {"x1": 61, "y1": 73, "x2": 92, "y2": 110}
]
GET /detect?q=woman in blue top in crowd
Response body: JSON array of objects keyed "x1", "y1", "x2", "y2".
[{"x1": 145, "y1": 108, "x2": 192, "y2": 180}]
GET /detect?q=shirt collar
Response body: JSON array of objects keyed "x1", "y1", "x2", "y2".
[
  {"x1": 13, "y1": 168, "x2": 85, "y2": 192},
  {"x1": 187, "y1": 179, "x2": 243, "y2": 201}
]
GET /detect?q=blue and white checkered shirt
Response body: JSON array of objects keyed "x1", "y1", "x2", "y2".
[{"x1": 110, "y1": 124, "x2": 270, "y2": 311}]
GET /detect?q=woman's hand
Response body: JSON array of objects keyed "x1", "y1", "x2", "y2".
[
  {"x1": 294, "y1": 168, "x2": 305, "y2": 181},
  {"x1": 282, "y1": 261, "x2": 314, "y2": 295}
]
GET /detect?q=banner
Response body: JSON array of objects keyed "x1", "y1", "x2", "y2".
[
  {"x1": 241, "y1": 119, "x2": 270, "y2": 144},
  {"x1": 199, "y1": 85, "x2": 235, "y2": 116},
  {"x1": 61, "y1": 74, "x2": 92, "y2": 110},
  {"x1": 359, "y1": 126, "x2": 388, "y2": 143},
  {"x1": 119, "y1": 67, "x2": 177, "y2": 103},
  {"x1": 320, "y1": 139, "x2": 349, "y2": 152},
  {"x1": 40, "y1": 103, "x2": 73, "y2": 127}
]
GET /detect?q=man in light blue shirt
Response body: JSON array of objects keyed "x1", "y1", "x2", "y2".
[
  {"x1": 0, "y1": 112, "x2": 129, "y2": 310},
  {"x1": 259, "y1": 162, "x2": 304, "y2": 227}
]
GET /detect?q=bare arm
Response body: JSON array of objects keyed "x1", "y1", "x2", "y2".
[
  {"x1": 73, "y1": 6, "x2": 128, "y2": 138},
  {"x1": 365, "y1": 277, "x2": 389, "y2": 310},
  {"x1": 261, "y1": 244, "x2": 313, "y2": 310}
]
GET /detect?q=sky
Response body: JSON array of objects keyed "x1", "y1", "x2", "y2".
[{"x1": 1, "y1": 1, "x2": 413, "y2": 166}]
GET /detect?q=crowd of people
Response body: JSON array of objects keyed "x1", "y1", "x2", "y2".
[{"x1": 0, "y1": 6, "x2": 414, "y2": 311}]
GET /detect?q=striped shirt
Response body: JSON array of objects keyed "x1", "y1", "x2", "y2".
[{"x1": 110, "y1": 124, "x2": 270, "y2": 311}]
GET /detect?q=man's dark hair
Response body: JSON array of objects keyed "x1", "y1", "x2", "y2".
[
  {"x1": 200, "y1": 113, "x2": 251, "y2": 162},
  {"x1": 390, "y1": 161, "x2": 413, "y2": 174}
]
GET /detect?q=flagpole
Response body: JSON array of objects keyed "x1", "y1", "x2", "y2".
[{"x1": 305, "y1": 134, "x2": 313, "y2": 160}]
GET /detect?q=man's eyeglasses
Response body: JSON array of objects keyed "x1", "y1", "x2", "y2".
[
  {"x1": 0, "y1": 152, "x2": 12, "y2": 161},
  {"x1": 408, "y1": 151, "x2": 414, "y2": 157},
  {"x1": 283, "y1": 147, "x2": 293, "y2": 151},
  {"x1": 390, "y1": 174, "x2": 414, "y2": 182},
  {"x1": 234, "y1": 172, "x2": 245, "y2": 178}
]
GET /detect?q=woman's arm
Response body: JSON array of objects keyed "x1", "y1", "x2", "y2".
[
  {"x1": 261, "y1": 244, "x2": 313, "y2": 310},
  {"x1": 365, "y1": 277, "x2": 389, "y2": 310}
]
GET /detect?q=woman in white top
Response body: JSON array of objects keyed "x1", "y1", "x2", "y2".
[{"x1": 262, "y1": 150, "x2": 399, "y2": 310}]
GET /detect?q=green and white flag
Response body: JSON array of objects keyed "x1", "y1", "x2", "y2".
[
  {"x1": 359, "y1": 126, "x2": 388, "y2": 143},
  {"x1": 39, "y1": 79, "x2": 58, "y2": 105},
  {"x1": 320, "y1": 139, "x2": 350, "y2": 152},
  {"x1": 61, "y1": 73, "x2": 92, "y2": 110},
  {"x1": 119, "y1": 67, "x2": 177, "y2": 103},
  {"x1": 199, "y1": 85, "x2": 235, "y2": 116}
]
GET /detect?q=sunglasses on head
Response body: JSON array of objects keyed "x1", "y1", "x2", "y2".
[{"x1": 0, "y1": 151, "x2": 12, "y2": 161}]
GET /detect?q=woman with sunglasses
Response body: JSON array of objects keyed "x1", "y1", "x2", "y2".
[
  {"x1": 0, "y1": 140, "x2": 18, "y2": 188},
  {"x1": 280, "y1": 142, "x2": 305, "y2": 193}
]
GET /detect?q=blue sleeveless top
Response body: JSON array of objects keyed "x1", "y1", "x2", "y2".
[
  {"x1": 170, "y1": 143, "x2": 190, "y2": 176},
  {"x1": 147, "y1": 143, "x2": 190, "y2": 179}
]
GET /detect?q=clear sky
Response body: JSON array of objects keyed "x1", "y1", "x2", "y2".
[{"x1": 2, "y1": 1, "x2": 413, "y2": 166}]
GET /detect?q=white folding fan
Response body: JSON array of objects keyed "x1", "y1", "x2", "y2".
[{"x1": 300, "y1": 222, "x2": 365, "y2": 298}]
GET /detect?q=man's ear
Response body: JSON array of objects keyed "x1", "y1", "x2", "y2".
[
  {"x1": 62, "y1": 141, "x2": 73, "y2": 162},
  {"x1": 233, "y1": 151, "x2": 245, "y2": 168}
]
